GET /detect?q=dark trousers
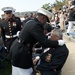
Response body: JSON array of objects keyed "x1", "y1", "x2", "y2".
[
  {"x1": 40, "y1": 70, "x2": 61, "y2": 75},
  {"x1": 5, "y1": 37, "x2": 17, "y2": 52}
]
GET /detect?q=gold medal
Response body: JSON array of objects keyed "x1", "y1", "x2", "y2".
[
  {"x1": 45, "y1": 53, "x2": 52, "y2": 62},
  {"x1": 13, "y1": 22, "x2": 16, "y2": 27}
]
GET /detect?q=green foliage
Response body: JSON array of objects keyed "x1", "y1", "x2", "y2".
[
  {"x1": 42, "y1": 3, "x2": 52, "y2": 11},
  {"x1": 42, "y1": 0, "x2": 66, "y2": 11},
  {"x1": 55, "y1": 0, "x2": 66, "y2": 10}
]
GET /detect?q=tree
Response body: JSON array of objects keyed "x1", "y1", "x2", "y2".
[
  {"x1": 42, "y1": 3, "x2": 52, "y2": 12},
  {"x1": 55, "y1": 0, "x2": 66, "y2": 10},
  {"x1": 41, "y1": 0, "x2": 66, "y2": 12}
]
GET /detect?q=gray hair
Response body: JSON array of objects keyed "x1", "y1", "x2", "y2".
[{"x1": 52, "y1": 28, "x2": 63, "y2": 39}]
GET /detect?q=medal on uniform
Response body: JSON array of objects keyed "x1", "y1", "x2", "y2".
[
  {"x1": 13, "y1": 22, "x2": 16, "y2": 27},
  {"x1": 36, "y1": 70, "x2": 41, "y2": 75},
  {"x1": 45, "y1": 53, "x2": 52, "y2": 62}
]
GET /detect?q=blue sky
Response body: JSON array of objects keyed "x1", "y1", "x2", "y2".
[{"x1": 0, "y1": 0, "x2": 56, "y2": 17}]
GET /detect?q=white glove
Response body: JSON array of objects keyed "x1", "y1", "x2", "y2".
[
  {"x1": 4, "y1": 47, "x2": 9, "y2": 52},
  {"x1": 43, "y1": 48, "x2": 50, "y2": 53},
  {"x1": 4, "y1": 47, "x2": 7, "y2": 50},
  {"x1": 35, "y1": 56, "x2": 40, "y2": 60},
  {"x1": 58, "y1": 40, "x2": 65, "y2": 46},
  {"x1": 16, "y1": 31, "x2": 20, "y2": 37},
  {"x1": 48, "y1": 36, "x2": 51, "y2": 39}
]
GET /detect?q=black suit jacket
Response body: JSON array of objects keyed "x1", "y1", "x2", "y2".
[{"x1": 36, "y1": 44, "x2": 69, "y2": 71}]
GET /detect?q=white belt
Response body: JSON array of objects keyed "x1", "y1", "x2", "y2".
[{"x1": 5, "y1": 34, "x2": 17, "y2": 38}]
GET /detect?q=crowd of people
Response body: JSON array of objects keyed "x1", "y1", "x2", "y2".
[{"x1": 0, "y1": 0, "x2": 75, "y2": 75}]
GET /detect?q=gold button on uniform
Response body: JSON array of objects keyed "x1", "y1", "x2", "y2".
[
  {"x1": 9, "y1": 28, "x2": 11, "y2": 30},
  {"x1": 8, "y1": 22, "x2": 10, "y2": 24},
  {"x1": 9, "y1": 26, "x2": 11, "y2": 27},
  {"x1": 10, "y1": 36, "x2": 12, "y2": 38},
  {"x1": 10, "y1": 31, "x2": 12, "y2": 32}
]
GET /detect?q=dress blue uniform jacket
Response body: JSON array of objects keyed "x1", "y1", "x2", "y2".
[{"x1": 0, "y1": 18, "x2": 21, "y2": 51}]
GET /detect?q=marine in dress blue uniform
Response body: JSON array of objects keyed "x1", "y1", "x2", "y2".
[{"x1": 0, "y1": 7, "x2": 21, "y2": 52}]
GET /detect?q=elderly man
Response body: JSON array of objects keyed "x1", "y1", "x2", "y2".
[
  {"x1": 33, "y1": 28, "x2": 69, "y2": 75},
  {"x1": 9, "y1": 8, "x2": 65, "y2": 75}
]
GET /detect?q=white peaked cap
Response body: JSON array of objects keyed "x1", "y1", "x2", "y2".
[
  {"x1": 2, "y1": 7, "x2": 15, "y2": 12},
  {"x1": 70, "y1": 5, "x2": 75, "y2": 9},
  {"x1": 37, "y1": 8, "x2": 53, "y2": 19}
]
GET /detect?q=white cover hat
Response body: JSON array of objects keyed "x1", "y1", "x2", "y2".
[
  {"x1": 37, "y1": 8, "x2": 53, "y2": 22},
  {"x1": 2, "y1": 7, "x2": 15, "y2": 13},
  {"x1": 70, "y1": 5, "x2": 75, "y2": 9}
]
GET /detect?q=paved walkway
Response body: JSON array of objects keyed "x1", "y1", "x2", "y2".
[{"x1": 62, "y1": 34, "x2": 75, "y2": 75}]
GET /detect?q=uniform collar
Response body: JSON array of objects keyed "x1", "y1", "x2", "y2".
[
  {"x1": 34, "y1": 18, "x2": 44, "y2": 28},
  {"x1": 6, "y1": 18, "x2": 14, "y2": 22}
]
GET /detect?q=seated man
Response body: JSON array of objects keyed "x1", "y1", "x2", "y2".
[{"x1": 33, "y1": 28, "x2": 69, "y2": 75}]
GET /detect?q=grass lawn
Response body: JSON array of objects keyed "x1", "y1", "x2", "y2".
[
  {"x1": 0, "y1": 58, "x2": 12, "y2": 75},
  {"x1": 0, "y1": 49, "x2": 12, "y2": 75}
]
